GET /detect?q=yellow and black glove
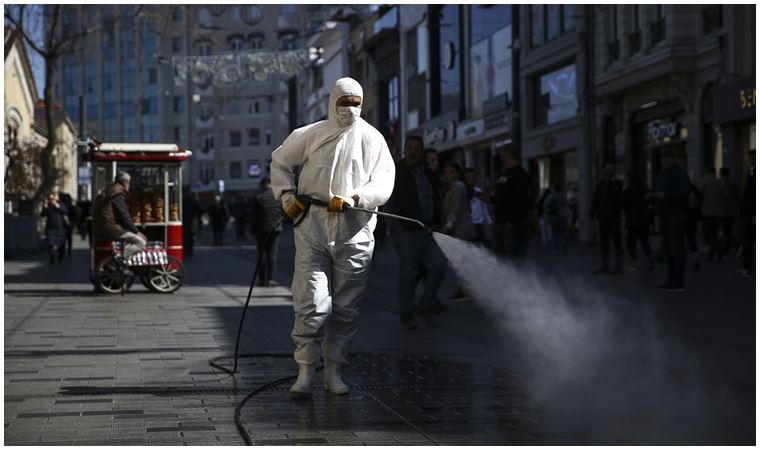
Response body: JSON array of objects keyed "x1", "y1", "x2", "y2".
[
  {"x1": 281, "y1": 191, "x2": 305, "y2": 219},
  {"x1": 327, "y1": 195, "x2": 354, "y2": 213}
]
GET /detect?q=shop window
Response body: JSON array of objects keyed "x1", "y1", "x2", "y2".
[
  {"x1": 230, "y1": 161, "x2": 242, "y2": 179},
  {"x1": 469, "y1": 4, "x2": 511, "y2": 118},
  {"x1": 533, "y1": 64, "x2": 578, "y2": 127},
  {"x1": 431, "y1": 4, "x2": 461, "y2": 116},
  {"x1": 230, "y1": 130, "x2": 241, "y2": 147}
]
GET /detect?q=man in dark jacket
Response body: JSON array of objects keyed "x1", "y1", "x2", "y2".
[
  {"x1": 92, "y1": 172, "x2": 146, "y2": 262},
  {"x1": 182, "y1": 189, "x2": 201, "y2": 256},
  {"x1": 492, "y1": 148, "x2": 531, "y2": 258},
  {"x1": 250, "y1": 178, "x2": 283, "y2": 286},
  {"x1": 622, "y1": 172, "x2": 654, "y2": 271},
  {"x1": 740, "y1": 149, "x2": 755, "y2": 277},
  {"x1": 208, "y1": 195, "x2": 228, "y2": 246},
  {"x1": 385, "y1": 135, "x2": 446, "y2": 329},
  {"x1": 651, "y1": 147, "x2": 691, "y2": 291},
  {"x1": 590, "y1": 163, "x2": 624, "y2": 273}
]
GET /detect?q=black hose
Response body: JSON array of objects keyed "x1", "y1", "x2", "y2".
[{"x1": 207, "y1": 212, "x2": 322, "y2": 446}]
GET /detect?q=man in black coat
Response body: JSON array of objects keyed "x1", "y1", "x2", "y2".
[
  {"x1": 385, "y1": 135, "x2": 446, "y2": 329},
  {"x1": 492, "y1": 148, "x2": 531, "y2": 258},
  {"x1": 250, "y1": 178, "x2": 283, "y2": 286},
  {"x1": 740, "y1": 149, "x2": 755, "y2": 277},
  {"x1": 591, "y1": 162, "x2": 624, "y2": 273}
]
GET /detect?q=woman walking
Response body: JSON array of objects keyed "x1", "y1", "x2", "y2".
[{"x1": 41, "y1": 193, "x2": 69, "y2": 264}]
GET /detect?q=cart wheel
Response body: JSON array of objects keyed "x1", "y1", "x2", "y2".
[
  {"x1": 146, "y1": 256, "x2": 184, "y2": 294},
  {"x1": 94, "y1": 256, "x2": 134, "y2": 294}
]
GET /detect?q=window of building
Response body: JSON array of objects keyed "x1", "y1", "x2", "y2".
[
  {"x1": 530, "y1": 5, "x2": 575, "y2": 48},
  {"x1": 533, "y1": 64, "x2": 578, "y2": 127},
  {"x1": 195, "y1": 40, "x2": 212, "y2": 56},
  {"x1": 201, "y1": 133, "x2": 214, "y2": 155},
  {"x1": 431, "y1": 5, "x2": 461, "y2": 116},
  {"x1": 651, "y1": 5, "x2": 666, "y2": 46},
  {"x1": 469, "y1": 4, "x2": 511, "y2": 118},
  {"x1": 230, "y1": 6, "x2": 242, "y2": 22},
  {"x1": 280, "y1": 33, "x2": 297, "y2": 51},
  {"x1": 248, "y1": 128, "x2": 260, "y2": 146},
  {"x1": 174, "y1": 96, "x2": 185, "y2": 113},
  {"x1": 387, "y1": 76, "x2": 399, "y2": 122},
  {"x1": 229, "y1": 35, "x2": 244, "y2": 52},
  {"x1": 247, "y1": 159, "x2": 261, "y2": 177},
  {"x1": 249, "y1": 33, "x2": 264, "y2": 50},
  {"x1": 197, "y1": 8, "x2": 212, "y2": 27},
  {"x1": 702, "y1": 5, "x2": 723, "y2": 35},
  {"x1": 608, "y1": 6, "x2": 621, "y2": 64},
  {"x1": 141, "y1": 98, "x2": 158, "y2": 115},
  {"x1": 174, "y1": 126, "x2": 184, "y2": 142},
  {"x1": 230, "y1": 130, "x2": 241, "y2": 147},
  {"x1": 242, "y1": 6, "x2": 262, "y2": 25},
  {"x1": 265, "y1": 129, "x2": 272, "y2": 146},
  {"x1": 172, "y1": 6, "x2": 183, "y2": 22},
  {"x1": 230, "y1": 161, "x2": 242, "y2": 179}
]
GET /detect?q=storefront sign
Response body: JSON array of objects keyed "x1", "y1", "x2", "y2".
[
  {"x1": 646, "y1": 119, "x2": 680, "y2": 144},
  {"x1": 713, "y1": 79, "x2": 756, "y2": 124},
  {"x1": 424, "y1": 121, "x2": 457, "y2": 146},
  {"x1": 458, "y1": 118, "x2": 484, "y2": 141}
]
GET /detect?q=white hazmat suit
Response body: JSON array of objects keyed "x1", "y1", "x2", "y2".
[{"x1": 270, "y1": 78, "x2": 395, "y2": 391}]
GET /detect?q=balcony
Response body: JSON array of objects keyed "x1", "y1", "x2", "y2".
[{"x1": 650, "y1": 19, "x2": 666, "y2": 47}]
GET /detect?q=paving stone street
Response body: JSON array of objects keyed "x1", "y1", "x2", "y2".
[{"x1": 4, "y1": 225, "x2": 755, "y2": 445}]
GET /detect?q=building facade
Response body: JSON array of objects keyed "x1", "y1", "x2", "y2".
[{"x1": 49, "y1": 5, "x2": 314, "y2": 198}]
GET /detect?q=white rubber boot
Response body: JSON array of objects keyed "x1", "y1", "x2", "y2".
[
  {"x1": 323, "y1": 359, "x2": 350, "y2": 395},
  {"x1": 289, "y1": 364, "x2": 315, "y2": 395}
]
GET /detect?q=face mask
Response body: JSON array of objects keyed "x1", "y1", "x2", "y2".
[{"x1": 336, "y1": 106, "x2": 361, "y2": 127}]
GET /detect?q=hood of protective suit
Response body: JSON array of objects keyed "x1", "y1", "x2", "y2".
[{"x1": 328, "y1": 77, "x2": 363, "y2": 128}]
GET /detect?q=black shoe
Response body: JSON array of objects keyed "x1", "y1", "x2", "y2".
[
  {"x1": 658, "y1": 282, "x2": 685, "y2": 292},
  {"x1": 400, "y1": 318, "x2": 418, "y2": 330},
  {"x1": 593, "y1": 266, "x2": 610, "y2": 274}
]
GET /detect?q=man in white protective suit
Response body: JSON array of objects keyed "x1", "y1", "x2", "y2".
[{"x1": 270, "y1": 77, "x2": 396, "y2": 396}]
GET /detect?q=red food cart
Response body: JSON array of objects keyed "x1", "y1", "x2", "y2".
[{"x1": 85, "y1": 140, "x2": 191, "y2": 294}]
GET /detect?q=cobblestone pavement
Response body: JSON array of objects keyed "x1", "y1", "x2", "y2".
[{"x1": 4, "y1": 226, "x2": 754, "y2": 445}]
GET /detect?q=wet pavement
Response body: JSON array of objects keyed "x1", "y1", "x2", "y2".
[{"x1": 4, "y1": 226, "x2": 755, "y2": 445}]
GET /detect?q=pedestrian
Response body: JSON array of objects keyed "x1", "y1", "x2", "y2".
[
  {"x1": 492, "y1": 148, "x2": 532, "y2": 258},
  {"x1": 271, "y1": 77, "x2": 395, "y2": 396},
  {"x1": 740, "y1": 150, "x2": 755, "y2": 277},
  {"x1": 182, "y1": 189, "x2": 201, "y2": 256},
  {"x1": 719, "y1": 167, "x2": 740, "y2": 257},
  {"x1": 650, "y1": 147, "x2": 691, "y2": 292},
  {"x1": 536, "y1": 187, "x2": 552, "y2": 244},
  {"x1": 590, "y1": 162, "x2": 624, "y2": 274},
  {"x1": 41, "y1": 193, "x2": 68, "y2": 264},
  {"x1": 622, "y1": 172, "x2": 654, "y2": 271},
  {"x1": 231, "y1": 194, "x2": 248, "y2": 243},
  {"x1": 542, "y1": 181, "x2": 568, "y2": 253},
  {"x1": 471, "y1": 186, "x2": 492, "y2": 247},
  {"x1": 425, "y1": 147, "x2": 439, "y2": 174},
  {"x1": 59, "y1": 192, "x2": 76, "y2": 258},
  {"x1": 386, "y1": 135, "x2": 447, "y2": 329},
  {"x1": 567, "y1": 185, "x2": 579, "y2": 240},
  {"x1": 443, "y1": 163, "x2": 476, "y2": 240},
  {"x1": 700, "y1": 167, "x2": 727, "y2": 262},
  {"x1": 686, "y1": 180, "x2": 703, "y2": 271},
  {"x1": 91, "y1": 171, "x2": 147, "y2": 263},
  {"x1": 250, "y1": 178, "x2": 282, "y2": 287},
  {"x1": 208, "y1": 195, "x2": 228, "y2": 246},
  {"x1": 77, "y1": 195, "x2": 92, "y2": 243}
]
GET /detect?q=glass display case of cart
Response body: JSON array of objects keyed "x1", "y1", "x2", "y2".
[{"x1": 116, "y1": 164, "x2": 181, "y2": 242}]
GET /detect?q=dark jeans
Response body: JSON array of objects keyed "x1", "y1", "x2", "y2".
[
  {"x1": 493, "y1": 220, "x2": 529, "y2": 258},
  {"x1": 255, "y1": 231, "x2": 280, "y2": 286},
  {"x1": 212, "y1": 225, "x2": 224, "y2": 246},
  {"x1": 48, "y1": 245, "x2": 65, "y2": 263},
  {"x1": 598, "y1": 218, "x2": 623, "y2": 269},
  {"x1": 702, "y1": 216, "x2": 721, "y2": 260},
  {"x1": 395, "y1": 230, "x2": 447, "y2": 321},
  {"x1": 662, "y1": 215, "x2": 688, "y2": 286},
  {"x1": 626, "y1": 226, "x2": 652, "y2": 262},
  {"x1": 720, "y1": 216, "x2": 735, "y2": 254},
  {"x1": 742, "y1": 219, "x2": 754, "y2": 273},
  {"x1": 548, "y1": 215, "x2": 566, "y2": 251}
]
